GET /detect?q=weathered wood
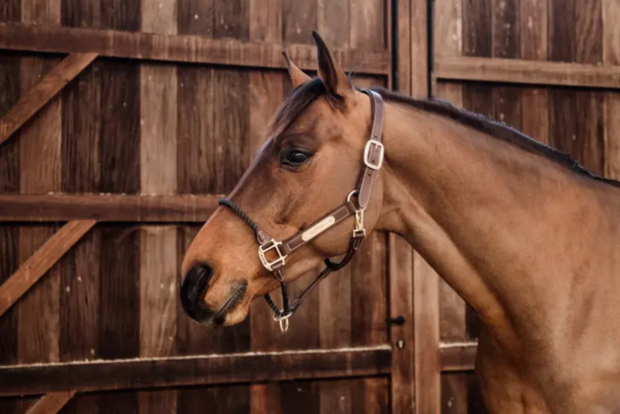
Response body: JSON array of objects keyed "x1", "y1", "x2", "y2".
[
  {"x1": 0, "y1": 194, "x2": 220, "y2": 222},
  {"x1": 440, "y1": 343, "x2": 477, "y2": 372},
  {"x1": 603, "y1": 0, "x2": 620, "y2": 181},
  {"x1": 26, "y1": 391, "x2": 76, "y2": 414},
  {"x1": 0, "y1": 53, "x2": 97, "y2": 147},
  {"x1": 0, "y1": 220, "x2": 96, "y2": 317},
  {"x1": 0, "y1": 346, "x2": 392, "y2": 396},
  {"x1": 413, "y1": 252, "x2": 440, "y2": 414},
  {"x1": 0, "y1": 23, "x2": 390, "y2": 75},
  {"x1": 388, "y1": 234, "x2": 415, "y2": 414},
  {"x1": 434, "y1": 56, "x2": 620, "y2": 89}
]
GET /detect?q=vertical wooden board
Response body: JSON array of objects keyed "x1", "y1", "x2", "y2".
[
  {"x1": 98, "y1": 225, "x2": 139, "y2": 413},
  {"x1": 139, "y1": 227, "x2": 178, "y2": 358},
  {"x1": 492, "y1": 0, "x2": 520, "y2": 58},
  {"x1": 0, "y1": 2, "x2": 21, "y2": 375},
  {"x1": 177, "y1": 385, "x2": 250, "y2": 414},
  {"x1": 603, "y1": 0, "x2": 620, "y2": 65},
  {"x1": 248, "y1": 70, "x2": 284, "y2": 156},
  {"x1": 520, "y1": 0, "x2": 548, "y2": 60},
  {"x1": 521, "y1": 88, "x2": 550, "y2": 145},
  {"x1": 249, "y1": 0, "x2": 282, "y2": 43},
  {"x1": 213, "y1": 0, "x2": 249, "y2": 40},
  {"x1": 213, "y1": 68, "x2": 251, "y2": 192},
  {"x1": 141, "y1": 0, "x2": 177, "y2": 35},
  {"x1": 317, "y1": 0, "x2": 349, "y2": 48},
  {"x1": 283, "y1": 0, "x2": 317, "y2": 44},
  {"x1": 177, "y1": 0, "x2": 213, "y2": 36},
  {"x1": 350, "y1": 0, "x2": 384, "y2": 50},
  {"x1": 251, "y1": 383, "x2": 282, "y2": 414},
  {"x1": 434, "y1": 0, "x2": 462, "y2": 58},
  {"x1": 281, "y1": 380, "x2": 320, "y2": 414},
  {"x1": 0, "y1": 396, "x2": 40, "y2": 414},
  {"x1": 176, "y1": 65, "x2": 215, "y2": 194},
  {"x1": 138, "y1": 387, "x2": 176, "y2": 414},
  {"x1": 462, "y1": 83, "x2": 494, "y2": 119},
  {"x1": 463, "y1": 0, "x2": 492, "y2": 57},
  {"x1": 350, "y1": 377, "x2": 389, "y2": 414},
  {"x1": 493, "y1": 85, "x2": 522, "y2": 130},
  {"x1": 396, "y1": 0, "x2": 411, "y2": 94},
  {"x1": 17, "y1": 0, "x2": 62, "y2": 367},
  {"x1": 59, "y1": 230, "x2": 100, "y2": 362},
  {"x1": 98, "y1": 59, "x2": 140, "y2": 194},
  {"x1": 549, "y1": 0, "x2": 575, "y2": 62},
  {"x1": 140, "y1": 63, "x2": 178, "y2": 195},
  {"x1": 99, "y1": 0, "x2": 140, "y2": 31},
  {"x1": 575, "y1": 0, "x2": 602, "y2": 64},
  {"x1": 413, "y1": 252, "x2": 440, "y2": 414},
  {"x1": 410, "y1": 0, "x2": 428, "y2": 97}
]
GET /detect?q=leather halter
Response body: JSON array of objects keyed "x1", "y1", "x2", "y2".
[{"x1": 219, "y1": 89, "x2": 385, "y2": 332}]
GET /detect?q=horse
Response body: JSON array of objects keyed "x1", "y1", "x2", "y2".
[{"x1": 180, "y1": 32, "x2": 620, "y2": 414}]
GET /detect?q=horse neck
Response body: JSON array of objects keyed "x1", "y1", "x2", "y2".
[{"x1": 377, "y1": 101, "x2": 617, "y2": 348}]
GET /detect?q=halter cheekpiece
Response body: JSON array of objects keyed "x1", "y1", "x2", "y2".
[{"x1": 219, "y1": 89, "x2": 385, "y2": 332}]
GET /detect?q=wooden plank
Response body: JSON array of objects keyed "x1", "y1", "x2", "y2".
[
  {"x1": 26, "y1": 391, "x2": 76, "y2": 414},
  {"x1": 396, "y1": 0, "x2": 411, "y2": 94},
  {"x1": 492, "y1": 0, "x2": 519, "y2": 58},
  {"x1": 434, "y1": 56, "x2": 620, "y2": 89},
  {"x1": 350, "y1": 0, "x2": 384, "y2": 51},
  {"x1": 282, "y1": 0, "x2": 316, "y2": 44},
  {"x1": 410, "y1": 0, "x2": 427, "y2": 96},
  {"x1": 138, "y1": 2, "x2": 178, "y2": 413},
  {"x1": 549, "y1": 0, "x2": 575, "y2": 63},
  {"x1": 0, "y1": 23, "x2": 390, "y2": 75},
  {"x1": 575, "y1": 0, "x2": 602, "y2": 65},
  {"x1": 463, "y1": 0, "x2": 491, "y2": 57},
  {"x1": 0, "y1": 194, "x2": 220, "y2": 222},
  {"x1": 440, "y1": 343, "x2": 477, "y2": 372},
  {"x1": 0, "y1": 53, "x2": 97, "y2": 146},
  {"x1": 388, "y1": 234, "x2": 414, "y2": 414},
  {"x1": 0, "y1": 346, "x2": 392, "y2": 396},
  {"x1": 0, "y1": 220, "x2": 96, "y2": 317},
  {"x1": 604, "y1": 0, "x2": 620, "y2": 180},
  {"x1": 413, "y1": 252, "x2": 440, "y2": 414}
]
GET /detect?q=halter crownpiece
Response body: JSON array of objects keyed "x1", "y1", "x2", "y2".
[{"x1": 219, "y1": 89, "x2": 385, "y2": 332}]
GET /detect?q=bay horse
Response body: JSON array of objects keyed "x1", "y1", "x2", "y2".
[{"x1": 180, "y1": 32, "x2": 620, "y2": 413}]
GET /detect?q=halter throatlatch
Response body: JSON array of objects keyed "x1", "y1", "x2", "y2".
[{"x1": 219, "y1": 89, "x2": 385, "y2": 333}]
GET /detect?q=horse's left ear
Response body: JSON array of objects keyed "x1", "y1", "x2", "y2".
[{"x1": 313, "y1": 31, "x2": 356, "y2": 107}]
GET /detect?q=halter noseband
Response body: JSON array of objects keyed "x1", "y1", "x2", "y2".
[{"x1": 219, "y1": 89, "x2": 385, "y2": 332}]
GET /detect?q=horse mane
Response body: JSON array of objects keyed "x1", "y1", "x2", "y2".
[{"x1": 270, "y1": 77, "x2": 620, "y2": 189}]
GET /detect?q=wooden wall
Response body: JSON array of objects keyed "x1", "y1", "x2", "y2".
[
  {"x1": 0, "y1": 0, "x2": 396, "y2": 413},
  {"x1": 433, "y1": 0, "x2": 620, "y2": 413}
]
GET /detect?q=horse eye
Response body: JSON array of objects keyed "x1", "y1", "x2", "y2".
[{"x1": 281, "y1": 149, "x2": 312, "y2": 167}]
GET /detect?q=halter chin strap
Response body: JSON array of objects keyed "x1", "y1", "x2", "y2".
[{"x1": 219, "y1": 89, "x2": 385, "y2": 332}]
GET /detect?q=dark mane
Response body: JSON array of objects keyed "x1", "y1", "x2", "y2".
[{"x1": 270, "y1": 78, "x2": 620, "y2": 189}]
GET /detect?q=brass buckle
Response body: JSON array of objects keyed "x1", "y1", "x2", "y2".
[
  {"x1": 364, "y1": 139, "x2": 385, "y2": 170},
  {"x1": 258, "y1": 239, "x2": 287, "y2": 272}
]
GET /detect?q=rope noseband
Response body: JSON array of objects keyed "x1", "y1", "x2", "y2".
[{"x1": 219, "y1": 89, "x2": 385, "y2": 332}]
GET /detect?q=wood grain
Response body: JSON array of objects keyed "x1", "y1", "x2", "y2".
[
  {"x1": 463, "y1": 0, "x2": 491, "y2": 57},
  {"x1": 0, "y1": 53, "x2": 97, "y2": 146},
  {"x1": 492, "y1": 0, "x2": 519, "y2": 58},
  {"x1": 0, "y1": 346, "x2": 392, "y2": 396},
  {"x1": 139, "y1": 3, "x2": 179, "y2": 412},
  {"x1": 0, "y1": 220, "x2": 96, "y2": 318},
  {"x1": 0, "y1": 24, "x2": 390, "y2": 75},
  {"x1": 440, "y1": 343, "x2": 478, "y2": 372},
  {"x1": 434, "y1": 56, "x2": 620, "y2": 89},
  {"x1": 413, "y1": 252, "x2": 440, "y2": 414},
  {"x1": 25, "y1": 391, "x2": 76, "y2": 414},
  {"x1": 0, "y1": 194, "x2": 220, "y2": 222},
  {"x1": 603, "y1": 0, "x2": 620, "y2": 180}
]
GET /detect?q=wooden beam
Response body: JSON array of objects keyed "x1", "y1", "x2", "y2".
[
  {"x1": 0, "y1": 220, "x2": 96, "y2": 317},
  {"x1": 0, "y1": 194, "x2": 220, "y2": 222},
  {"x1": 435, "y1": 56, "x2": 620, "y2": 89},
  {"x1": 26, "y1": 391, "x2": 76, "y2": 414},
  {"x1": 439, "y1": 342, "x2": 477, "y2": 372},
  {"x1": 0, "y1": 346, "x2": 392, "y2": 396},
  {"x1": 0, "y1": 23, "x2": 390, "y2": 75},
  {"x1": 0, "y1": 53, "x2": 97, "y2": 146}
]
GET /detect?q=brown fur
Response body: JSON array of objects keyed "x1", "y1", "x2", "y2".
[{"x1": 182, "y1": 35, "x2": 620, "y2": 413}]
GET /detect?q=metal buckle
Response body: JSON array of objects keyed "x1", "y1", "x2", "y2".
[
  {"x1": 353, "y1": 209, "x2": 366, "y2": 238},
  {"x1": 364, "y1": 139, "x2": 385, "y2": 171},
  {"x1": 274, "y1": 312, "x2": 293, "y2": 333},
  {"x1": 258, "y1": 239, "x2": 287, "y2": 272}
]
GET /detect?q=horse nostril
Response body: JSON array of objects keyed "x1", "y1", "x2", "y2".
[{"x1": 180, "y1": 264, "x2": 214, "y2": 321}]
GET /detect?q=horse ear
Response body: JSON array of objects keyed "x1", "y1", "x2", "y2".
[
  {"x1": 313, "y1": 31, "x2": 356, "y2": 106},
  {"x1": 282, "y1": 51, "x2": 311, "y2": 87}
]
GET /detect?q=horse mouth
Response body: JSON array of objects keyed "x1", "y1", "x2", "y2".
[{"x1": 203, "y1": 284, "x2": 247, "y2": 327}]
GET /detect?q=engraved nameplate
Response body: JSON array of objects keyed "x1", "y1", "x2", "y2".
[{"x1": 301, "y1": 216, "x2": 336, "y2": 242}]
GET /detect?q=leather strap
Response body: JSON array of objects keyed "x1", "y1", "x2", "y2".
[{"x1": 357, "y1": 90, "x2": 385, "y2": 209}]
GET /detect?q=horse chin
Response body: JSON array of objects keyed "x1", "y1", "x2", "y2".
[{"x1": 218, "y1": 300, "x2": 251, "y2": 326}]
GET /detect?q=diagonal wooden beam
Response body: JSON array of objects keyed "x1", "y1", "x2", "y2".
[
  {"x1": 0, "y1": 52, "x2": 98, "y2": 146},
  {"x1": 26, "y1": 391, "x2": 77, "y2": 414},
  {"x1": 0, "y1": 220, "x2": 97, "y2": 317}
]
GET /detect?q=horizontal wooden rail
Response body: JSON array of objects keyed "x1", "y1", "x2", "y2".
[
  {"x1": 0, "y1": 23, "x2": 389, "y2": 75},
  {"x1": 440, "y1": 342, "x2": 477, "y2": 372},
  {"x1": 0, "y1": 220, "x2": 96, "y2": 317},
  {"x1": 0, "y1": 346, "x2": 392, "y2": 396},
  {"x1": 0, "y1": 194, "x2": 220, "y2": 222},
  {"x1": 0, "y1": 53, "x2": 97, "y2": 146},
  {"x1": 435, "y1": 56, "x2": 620, "y2": 89}
]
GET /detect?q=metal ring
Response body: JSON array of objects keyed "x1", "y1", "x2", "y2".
[{"x1": 347, "y1": 190, "x2": 358, "y2": 203}]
